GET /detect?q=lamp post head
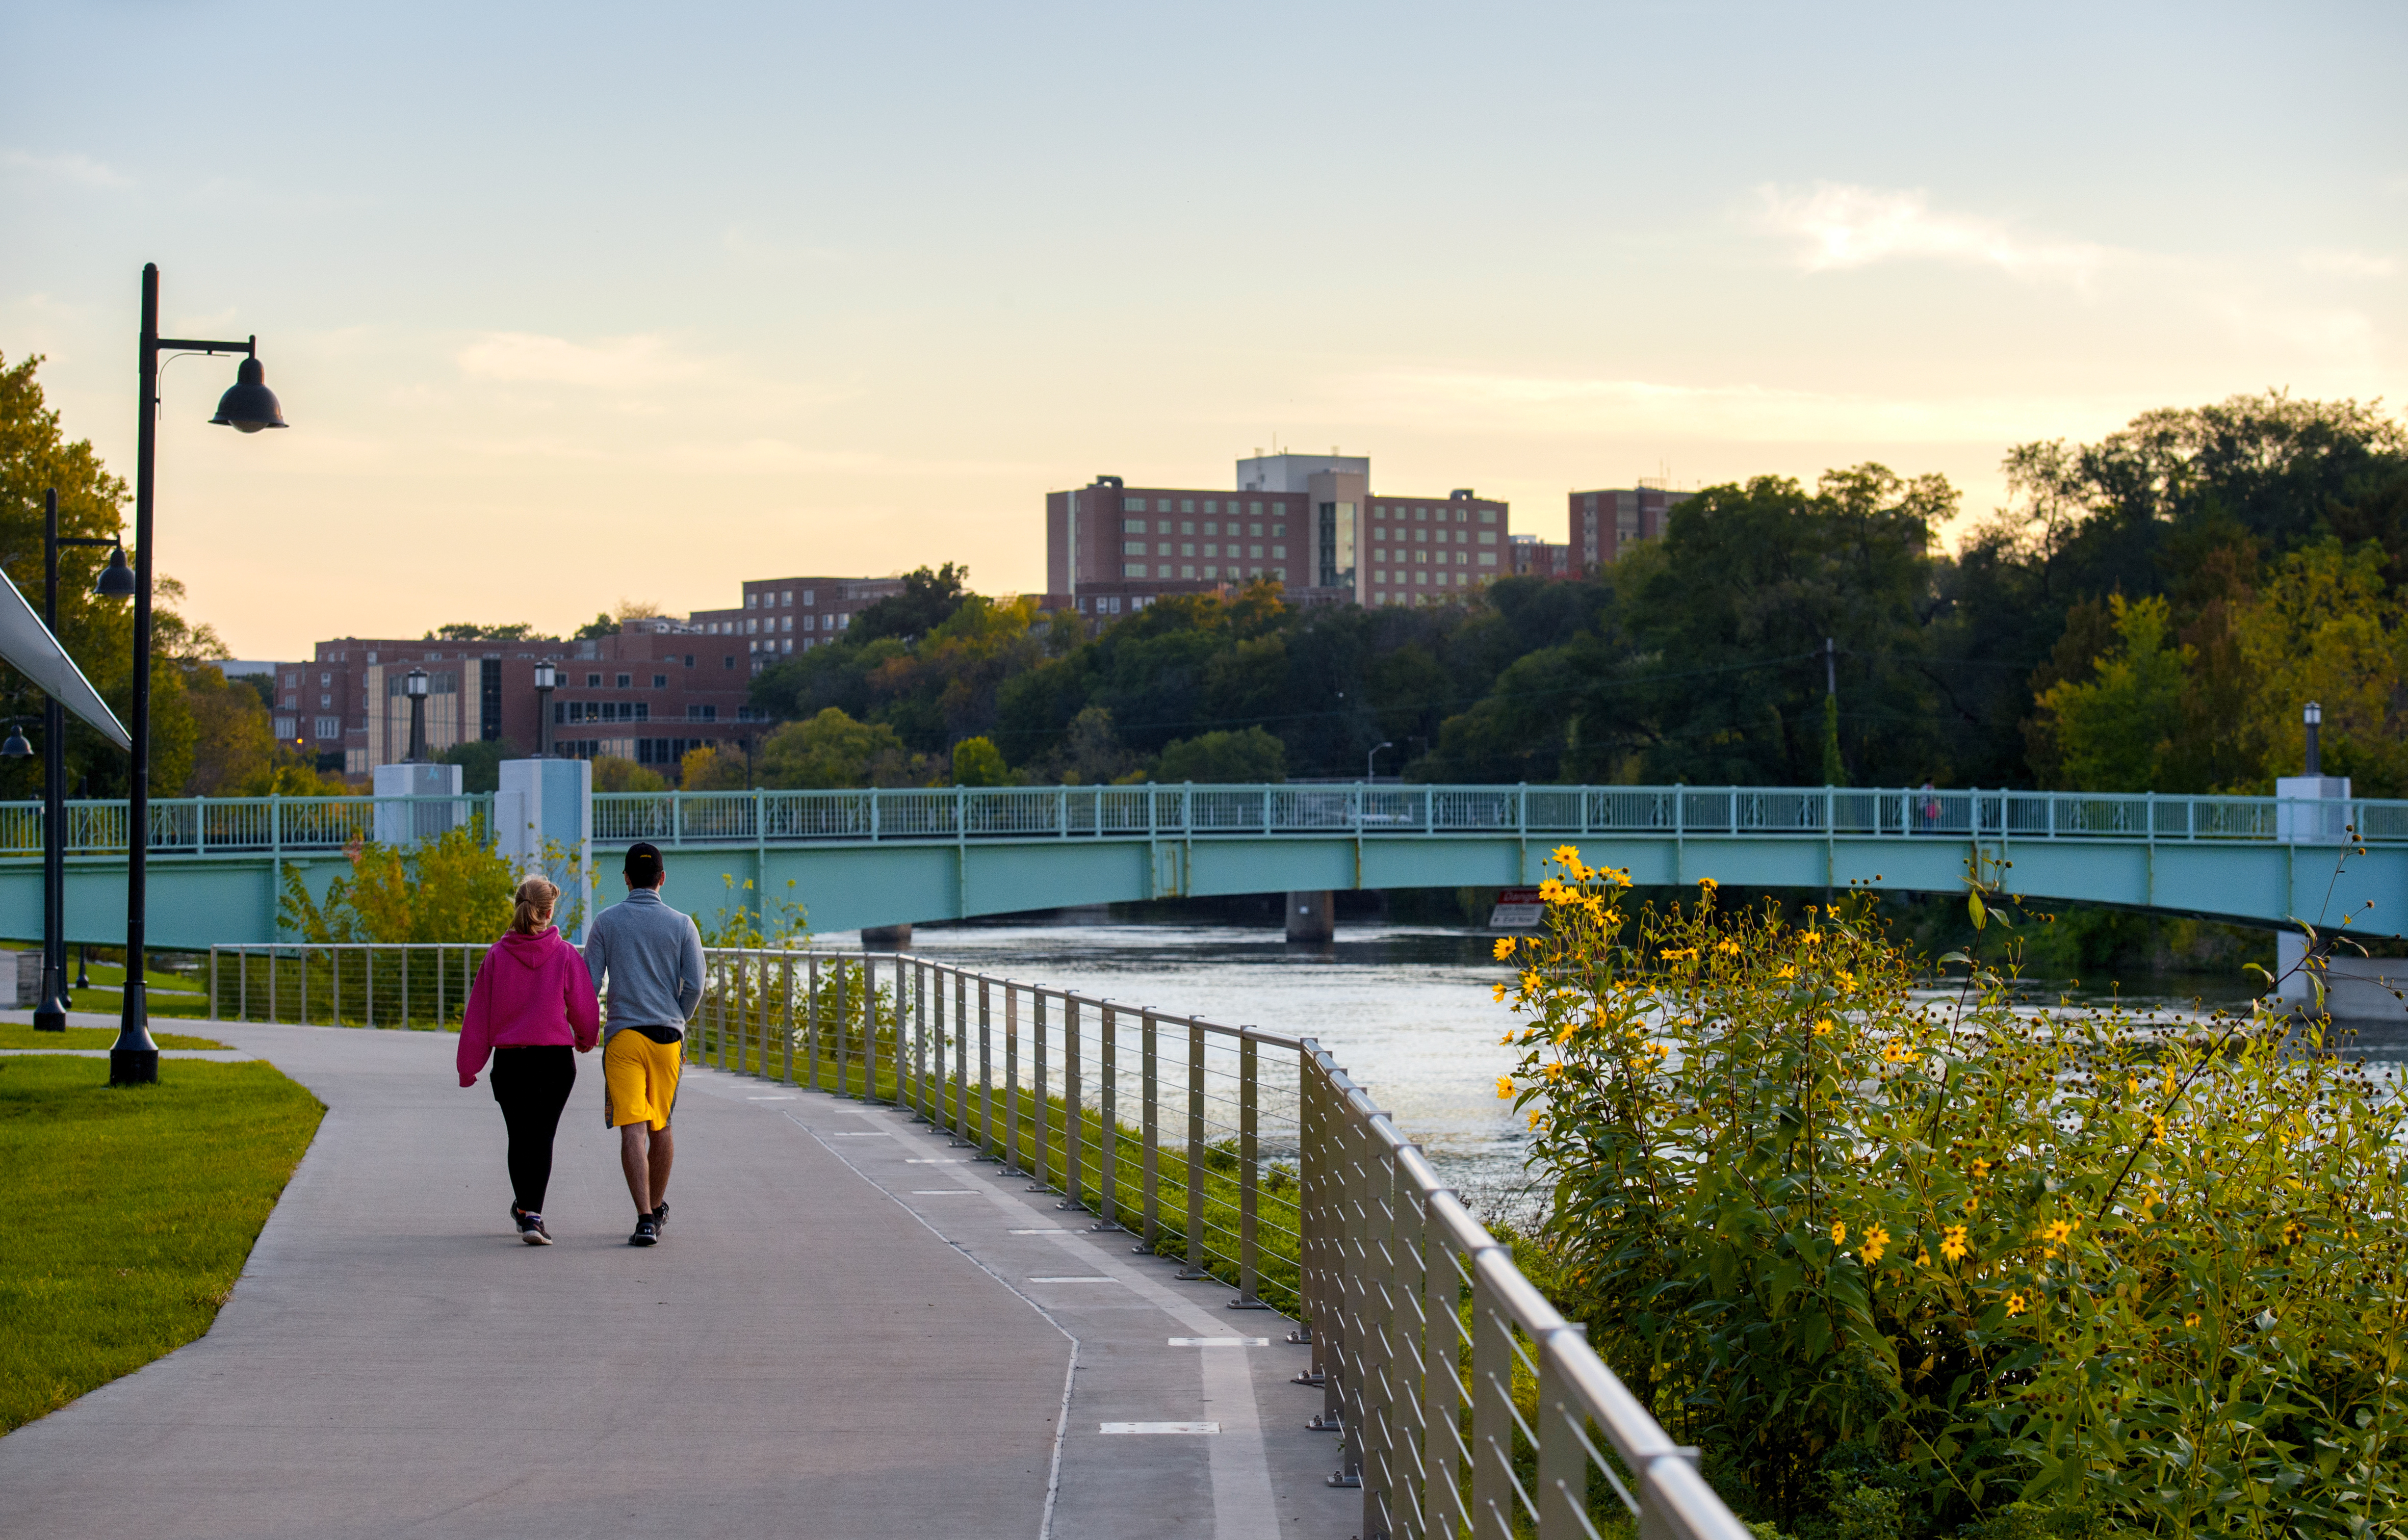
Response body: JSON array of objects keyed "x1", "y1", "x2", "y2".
[
  {"x1": 2305, "y1": 700, "x2": 2322, "y2": 727},
  {"x1": 533, "y1": 660, "x2": 557, "y2": 691},
  {"x1": 0, "y1": 724, "x2": 29, "y2": 760},
  {"x1": 404, "y1": 667, "x2": 429, "y2": 699},
  {"x1": 93, "y1": 545, "x2": 137, "y2": 599},
  {"x1": 208, "y1": 353, "x2": 287, "y2": 433}
]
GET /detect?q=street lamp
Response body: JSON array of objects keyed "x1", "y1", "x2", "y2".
[
  {"x1": 2304, "y1": 701, "x2": 2323, "y2": 777},
  {"x1": 404, "y1": 667, "x2": 430, "y2": 763},
  {"x1": 113, "y1": 263, "x2": 286, "y2": 1087},
  {"x1": 35, "y1": 487, "x2": 136, "y2": 1032},
  {"x1": 533, "y1": 659, "x2": 558, "y2": 757},
  {"x1": 1366, "y1": 741, "x2": 1394, "y2": 782}
]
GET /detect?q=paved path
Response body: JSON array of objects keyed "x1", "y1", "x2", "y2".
[{"x1": 0, "y1": 1023, "x2": 1354, "y2": 1539}]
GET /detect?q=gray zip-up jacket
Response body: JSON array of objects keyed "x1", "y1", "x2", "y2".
[{"x1": 583, "y1": 888, "x2": 705, "y2": 1040}]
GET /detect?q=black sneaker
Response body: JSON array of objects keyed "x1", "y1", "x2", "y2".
[
  {"x1": 519, "y1": 1212, "x2": 553, "y2": 1246},
  {"x1": 629, "y1": 1215, "x2": 659, "y2": 1247},
  {"x1": 651, "y1": 1201, "x2": 669, "y2": 1238}
]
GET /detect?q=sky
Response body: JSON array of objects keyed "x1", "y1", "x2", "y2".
[{"x1": 2, "y1": 1, "x2": 2403, "y2": 660}]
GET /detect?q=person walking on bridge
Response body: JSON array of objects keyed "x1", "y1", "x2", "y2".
[
  {"x1": 457, "y1": 877, "x2": 599, "y2": 1245},
  {"x1": 584, "y1": 841, "x2": 705, "y2": 1247}
]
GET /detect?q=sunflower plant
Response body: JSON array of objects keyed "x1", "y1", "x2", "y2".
[{"x1": 1497, "y1": 847, "x2": 2408, "y2": 1537}]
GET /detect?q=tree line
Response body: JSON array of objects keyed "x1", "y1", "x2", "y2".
[{"x1": 744, "y1": 392, "x2": 2408, "y2": 795}]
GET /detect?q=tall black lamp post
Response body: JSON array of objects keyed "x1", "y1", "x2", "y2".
[
  {"x1": 114, "y1": 263, "x2": 286, "y2": 1086},
  {"x1": 31, "y1": 488, "x2": 136, "y2": 1032},
  {"x1": 534, "y1": 660, "x2": 557, "y2": 756},
  {"x1": 404, "y1": 667, "x2": 430, "y2": 763},
  {"x1": 2305, "y1": 700, "x2": 2323, "y2": 777}
]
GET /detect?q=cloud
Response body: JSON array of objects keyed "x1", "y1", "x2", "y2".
[
  {"x1": 454, "y1": 332, "x2": 706, "y2": 389},
  {"x1": 1754, "y1": 182, "x2": 2111, "y2": 283},
  {"x1": 2, "y1": 148, "x2": 128, "y2": 187},
  {"x1": 1338, "y1": 369, "x2": 2151, "y2": 447},
  {"x1": 2299, "y1": 248, "x2": 2398, "y2": 279}
]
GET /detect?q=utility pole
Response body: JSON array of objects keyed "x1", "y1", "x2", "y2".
[{"x1": 1821, "y1": 637, "x2": 1844, "y2": 787}]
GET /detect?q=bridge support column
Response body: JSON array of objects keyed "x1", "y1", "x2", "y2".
[
  {"x1": 1285, "y1": 891, "x2": 1334, "y2": 944},
  {"x1": 862, "y1": 923, "x2": 913, "y2": 951}
]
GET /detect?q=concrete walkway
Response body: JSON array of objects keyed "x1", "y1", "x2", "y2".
[{"x1": 0, "y1": 1023, "x2": 1354, "y2": 1539}]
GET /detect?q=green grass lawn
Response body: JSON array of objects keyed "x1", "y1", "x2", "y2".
[
  {"x1": 50, "y1": 958, "x2": 215, "y2": 1020},
  {"x1": 0, "y1": 1055, "x2": 323, "y2": 1432},
  {"x1": 0, "y1": 1025, "x2": 226, "y2": 1050}
]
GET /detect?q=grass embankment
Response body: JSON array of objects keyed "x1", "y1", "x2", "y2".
[
  {"x1": 34, "y1": 957, "x2": 215, "y2": 1020},
  {"x1": 0, "y1": 1025, "x2": 225, "y2": 1050},
  {"x1": 0, "y1": 1056, "x2": 324, "y2": 1432},
  {"x1": 692, "y1": 1022, "x2": 1304, "y2": 1311}
]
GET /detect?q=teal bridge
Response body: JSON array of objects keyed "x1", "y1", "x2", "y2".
[{"x1": 0, "y1": 783, "x2": 2394, "y2": 949}]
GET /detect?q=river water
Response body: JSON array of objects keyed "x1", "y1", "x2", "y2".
[{"x1": 846, "y1": 917, "x2": 2384, "y2": 1208}]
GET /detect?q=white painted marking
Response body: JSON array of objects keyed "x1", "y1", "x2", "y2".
[
  {"x1": 745, "y1": 1096, "x2": 796, "y2": 1101},
  {"x1": 1030, "y1": 1275, "x2": 1119, "y2": 1284},
  {"x1": 1168, "y1": 1338, "x2": 1270, "y2": 1347},
  {"x1": 904, "y1": 1159, "x2": 966, "y2": 1164},
  {"x1": 826, "y1": 1132, "x2": 890, "y2": 1137},
  {"x1": 912, "y1": 1189, "x2": 977, "y2": 1195},
  {"x1": 1008, "y1": 1228, "x2": 1072, "y2": 1235},
  {"x1": 1101, "y1": 1422, "x2": 1219, "y2": 1435}
]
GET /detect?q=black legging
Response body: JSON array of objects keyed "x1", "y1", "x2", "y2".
[{"x1": 490, "y1": 1046, "x2": 577, "y2": 1214}]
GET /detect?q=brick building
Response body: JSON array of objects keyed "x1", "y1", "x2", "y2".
[
  {"x1": 1045, "y1": 454, "x2": 1510, "y2": 616},
  {"x1": 1509, "y1": 534, "x2": 1576, "y2": 579},
  {"x1": 1568, "y1": 484, "x2": 1693, "y2": 568},
  {"x1": 730, "y1": 575, "x2": 905, "y2": 676}
]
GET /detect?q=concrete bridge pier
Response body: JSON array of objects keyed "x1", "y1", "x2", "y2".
[
  {"x1": 861, "y1": 923, "x2": 913, "y2": 951},
  {"x1": 1285, "y1": 890, "x2": 1334, "y2": 943}
]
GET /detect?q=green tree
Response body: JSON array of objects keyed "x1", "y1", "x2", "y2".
[
  {"x1": 759, "y1": 708, "x2": 931, "y2": 788},
  {"x1": 2032, "y1": 594, "x2": 2193, "y2": 792},
  {"x1": 951, "y1": 736, "x2": 1009, "y2": 786},
  {"x1": 572, "y1": 612, "x2": 616, "y2": 640},
  {"x1": 278, "y1": 824, "x2": 517, "y2": 943},
  {"x1": 1153, "y1": 726, "x2": 1286, "y2": 782},
  {"x1": 847, "y1": 562, "x2": 970, "y2": 644},
  {"x1": 678, "y1": 744, "x2": 747, "y2": 790},
  {"x1": 2225, "y1": 539, "x2": 2408, "y2": 794},
  {"x1": 183, "y1": 663, "x2": 277, "y2": 794},
  {"x1": 425, "y1": 622, "x2": 540, "y2": 642},
  {"x1": 0, "y1": 351, "x2": 215, "y2": 800},
  {"x1": 437, "y1": 738, "x2": 519, "y2": 794},
  {"x1": 589, "y1": 755, "x2": 666, "y2": 792}
]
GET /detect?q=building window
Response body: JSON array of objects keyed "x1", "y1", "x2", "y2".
[
  {"x1": 1479, "y1": 553, "x2": 1497, "y2": 566},
  {"x1": 1179, "y1": 499, "x2": 1195, "y2": 513},
  {"x1": 687, "y1": 704, "x2": 718, "y2": 722},
  {"x1": 1271, "y1": 524, "x2": 1284, "y2": 537},
  {"x1": 745, "y1": 594, "x2": 757, "y2": 609},
  {"x1": 802, "y1": 590, "x2": 814, "y2": 606},
  {"x1": 1180, "y1": 565, "x2": 1195, "y2": 579},
  {"x1": 782, "y1": 616, "x2": 792, "y2": 632},
  {"x1": 616, "y1": 672, "x2": 632, "y2": 687},
  {"x1": 782, "y1": 591, "x2": 793, "y2": 605},
  {"x1": 1272, "y1": 567, "x2": 1285, "y2": 581},
  {"x1": 1481, "y1": 509, "x2": 1497, "y2": 524},
  {"x1": 1124, "y1": 519, "x2": 1145, "y2": 533},
  {"x1": 1126, "y1": 498, "x2": 1148, "y2": 512},
  {"x1": 654, "y1": 674, "x2": 668, "y2": 688},
  {"x1": 1125, "y1": 541, "x2": 1146, "y2": 555},
  {"x1": 314, "y1": 716, "x2": 340, "y2": 739},
  {"x1": 587, "y1": 672, "x2": 602, "y2": 686},
  {"x1": 725, "y1": 656, "x2": 736, "y2": 668},
  {"x1": 1479, "y1": 531, "x2": 1497, "y2": 544},
  {"x1": 1125, "y1": 563, "x2": 1147, "y2": 578}
]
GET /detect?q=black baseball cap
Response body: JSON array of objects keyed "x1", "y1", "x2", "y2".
[{"x1": 625, "y1": 842, "x2": 664, "y2": 884}]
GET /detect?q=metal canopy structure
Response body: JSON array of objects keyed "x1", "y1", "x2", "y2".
[{"x1": 0, "y1": 569, "x2": 129, "y2": 750}]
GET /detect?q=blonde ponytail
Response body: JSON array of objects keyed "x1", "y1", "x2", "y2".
[{"x1": 509, "y1": 876, "x2": 561, "y2": 936}]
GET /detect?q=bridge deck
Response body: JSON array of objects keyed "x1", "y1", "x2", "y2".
[{"x1": 0, "y1": 1023, "x2": 1349, "y2": 1540}]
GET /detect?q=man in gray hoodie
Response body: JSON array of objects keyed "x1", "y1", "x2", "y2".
[{"x1": 584, "y1": 842, "x2": 706, "y2": 1247}]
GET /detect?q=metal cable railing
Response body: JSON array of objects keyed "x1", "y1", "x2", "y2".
[
  {"x1": 209, "y1": 944, "x2": 495, "y2": 1030},
  {"x1": 686, "y1": 946, "x2": 1750, "y2": 1540}
]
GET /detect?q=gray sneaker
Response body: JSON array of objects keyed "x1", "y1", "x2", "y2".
[
  {"x1": 651, "y1": 1201, "x2": 669, "y2": 1239},
  {"x1": 518, "y1": 1212, "x2": 553, "y2": 1246},
  {"x1": 629, "y1": 1214, "x2": 659, "y2": 1247}
]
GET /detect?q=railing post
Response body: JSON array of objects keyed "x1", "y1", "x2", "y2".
[
  {"x1": 1290, "y1": 1048, "x2": 1325, "y2": 1370},
  {"x1": 1003, "y1": 982, "x2": 1021, "y2": 1173},
  {"x1": 832, "y1": 959, "x2": 849, "y2": 1093},
  {"x1": 914, "y1": 959, "x2": 930, "y2": 1119},
  {"x1": 953, "y1": 970, "x2": 970, "y2": 1133},
  {"x1": 1137, "y1": 1009, "x2": 1159, "y2": 1251},
  {"x1": 238, "y1": 946, "x2": 248, "y2": 1022},
  {"x1": 365, "y1": 946, "x2": 373, "y2": 1030},
  {"x1": 1030, "y1": 991, "x2": 1051, "y2": 1192},
  {"x1": 1096, "y1": 1004, "x2": 1119, "y2": 1231},
  {"x1": 1062, "y1": 997, "x2": 1083, "y2": 1210},
  {"x1": 1535, "y1": 1326, "x2": 1591, "y2": 1540},
  {"x1": 1421, "y1": 1223, "x2": 1467, "y2": 1540},
  {"x1": 1469, "y1": 1264, "x2": 1513, "y2": 1540},
  {"x1": 1232, "y1": 1034, "x2": 1265, "y2": 1309},
  {"x1": 977, "y1": 974, "x2": 993, "y2": 1150},
  {"x1": 781, "y1": 955, "x2": 794, "y2": 1085},
  {"x1": 210, "y1": 947, "x2": 219, "y2": 1023},
  {"x1": 1178, "y1": 1020, "x2": 1207, "y2": 1280},
  {"x1": 865, "y1": 952, "x2": 882, "y2": 1100},
  {"x1": 805, "y1": 956, "x2": 822, "y2": 1091}
]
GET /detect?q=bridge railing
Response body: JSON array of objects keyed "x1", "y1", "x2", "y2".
[
  {"x1": 0, "y1": 794, "x2": 491, "y2": 856},
  {"x1": 581, "y1": 782, "x2": 2402, "y2": 849},
  {"x1": 676, "y1": 945, "x2": 1748, "y2": 1540}
]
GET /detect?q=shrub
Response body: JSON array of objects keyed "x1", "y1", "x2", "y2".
[{"x1": 1498, "y1": 848, "x2": 2408, "y2": 1536}]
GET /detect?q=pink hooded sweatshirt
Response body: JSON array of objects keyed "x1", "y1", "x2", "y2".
[{"x1": 457, "y1": 927, "x2": 601, "y2": 1087}]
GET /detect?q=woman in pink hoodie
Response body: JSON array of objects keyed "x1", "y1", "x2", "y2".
[{"x1": 458, "y1": 877, "x2": 600, "y2": 1244}]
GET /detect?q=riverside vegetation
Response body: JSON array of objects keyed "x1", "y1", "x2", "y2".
[{"x1": 1498, "y1": 849, "x2": 2405, "y2": 1538}]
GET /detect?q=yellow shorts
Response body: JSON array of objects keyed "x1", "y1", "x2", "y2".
[{"x1": 603, "y1": 1030, "x2": 683, "y2": 1130}]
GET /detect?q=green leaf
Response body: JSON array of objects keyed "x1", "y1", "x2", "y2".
[{"x1": 1967, "y1": 890, "x2": 1988, "y2": 931}]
